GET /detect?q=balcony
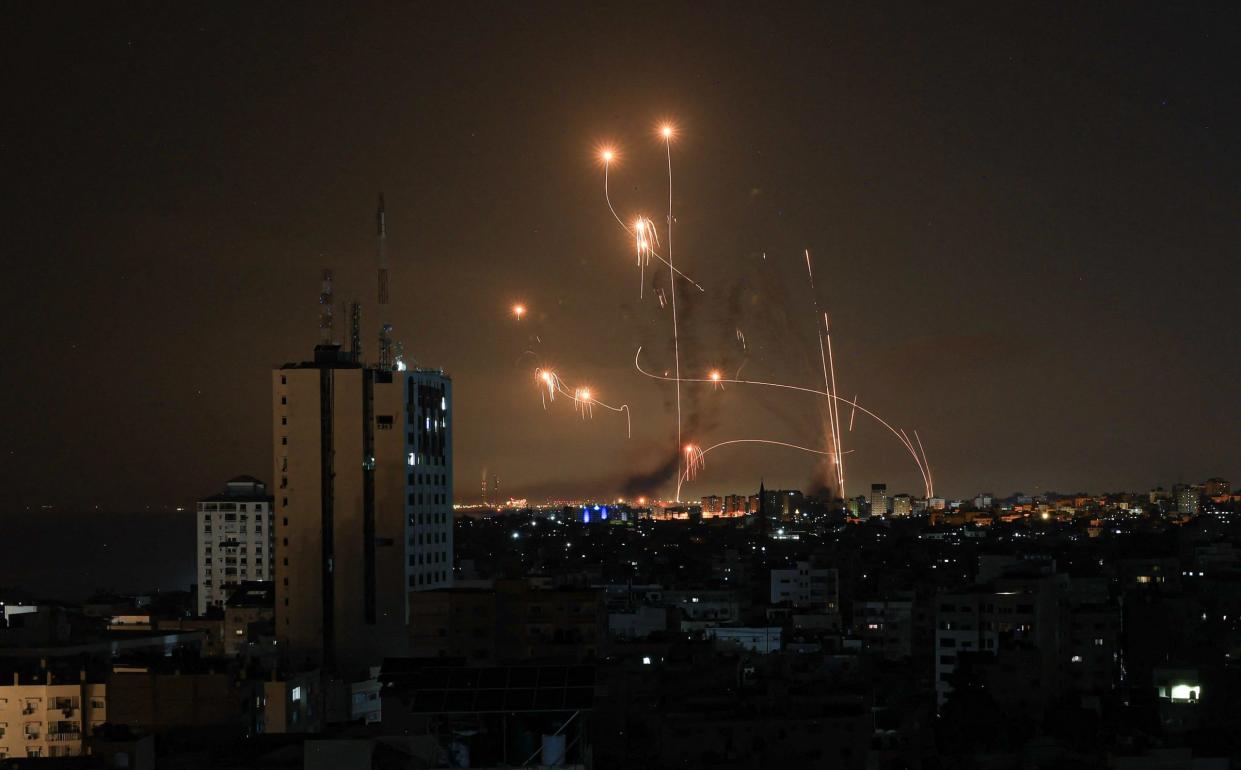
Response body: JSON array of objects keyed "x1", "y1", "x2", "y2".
[{"x1": 48, "y1": 730, "x2": 81, "y2": 742}]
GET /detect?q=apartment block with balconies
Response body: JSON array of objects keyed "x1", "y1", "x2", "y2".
[{"x1": 0, "y1": 668, "x2": 105, "y2": 760}]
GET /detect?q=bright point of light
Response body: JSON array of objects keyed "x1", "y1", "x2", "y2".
[
  {"x1": 709, "y1": 370, "x2": 721, "y2": 381},
  {"x1": 578, "y1": 388, "x2": 591, "y2": 401},
  {"x1": 512, "y1": 303, "x2": 526, "y2": 319},
  {"x1": 540, "y1": 371, "x2": 552, "y2": 383},
  {"x1": 601, "y1": 149, "x2": 614, "y2": 163},
  {"x1": 511, "y1": 531, "x2": 520, "y2": 540},
  {"x1": 660, "y1": 124, "x2": 674, "y2": 139}
]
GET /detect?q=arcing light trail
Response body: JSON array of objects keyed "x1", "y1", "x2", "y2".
[
  {"x1": 675, "y1": 439, "x2": 854, "y2": 502},
  {"x1": 512, "y1": 123, "x2": 937, "y2": 504},
  {"x1": 599, "y1": 148, "x2": 705, "y2": 293},
  {"x1": 535, "y1": 368, "x2": 632, "y2": 438},
  {"x1": 633, "y1": 347, "x2": 935, "y2": 498}
]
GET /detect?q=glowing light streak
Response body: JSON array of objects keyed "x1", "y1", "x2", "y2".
[
  {"x1": 599, "y1": 142, "x2": 703, "y2": 293},
  {"x1": 634, "y1": 347, "x2": 934, "y2": 497},
  {"x1": 683, "y1": 443, "x2": 704, "y2": 481},
  {"x1": 806, "y1": 249, "x2": 845, "y2": 497},
  {"x1": 674, "y1": 438, "x2": 851, "y2": 500},
  {"x1": 664, "y1": 126, "x2": 684, "y2": 500},
  {"x1": 534, "y1": 368, "x2": 631, "y2": 437}
]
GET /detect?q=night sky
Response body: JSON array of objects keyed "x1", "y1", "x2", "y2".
[{"x1": 6, "y1": 2, "x2": 1241, "y2": 509}]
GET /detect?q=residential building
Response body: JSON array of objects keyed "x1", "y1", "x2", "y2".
[
  {"x1": 223, "y1": 581, "x2": 275, "y2": 656},
  {"x1": 1202, "y1": 477, "x2": 1230, "y2": 498},
  {"x1": 855, "y1": 598, "x2": 914, "y2": 660},
  {"x1": 769, "y1": 561, "x2": 839, "y2": 613},
  {"x1": 891, "y1": 494, "x2": 912, "y2": 517},
  {"x1": 870, "y1": 484, "x2": 888, "y2": 517},
  {"x1": 0, "y1": 666, "x2": 106, "y2": 760},
  {"x1": 934, "y1": 573, "x2": 1069, "y2": 709},
  {"x1": 1175, "y1": 484, "x2": 1201, "y2": 515},
  {"x1": 274, "y1": 341, "x2": 453, "y2": 677},
  {"x1": 196, "y1": 476, "x2": 274, "y2": 616}
]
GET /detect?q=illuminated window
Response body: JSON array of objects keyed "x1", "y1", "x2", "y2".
[{"x1": 1168, "y1": 684, "x2": 1201, "y2": 702}]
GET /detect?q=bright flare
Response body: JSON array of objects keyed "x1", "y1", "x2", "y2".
[
  {"x1": 683, "y1": 443, "x2": 705, "y2": 480},
  {"x1": 512, "y1": 303, "x2": 526, "y2": 320}
]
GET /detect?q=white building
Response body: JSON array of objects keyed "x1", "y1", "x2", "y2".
[
  {"x1": 197, "y1": 476, "x2": 274, "y2": 616},
  {"x1": 0, "y1": 670, "x2": 106, "y2": 760}
]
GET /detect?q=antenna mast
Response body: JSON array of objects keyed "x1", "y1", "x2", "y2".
[
  {"x1": 348, "y1": 301, "x2": 362, "y2": 363},
  {"x1": 377, "y1": 194, "x2": 394, "y2": 369},
  {"x1": 318, "y1": 269, "x2": 334, "y2": 346}
]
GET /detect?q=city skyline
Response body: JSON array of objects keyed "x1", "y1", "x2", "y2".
[{"x1": 5, "y1": 4, "x2": 1241, "y2": 509}]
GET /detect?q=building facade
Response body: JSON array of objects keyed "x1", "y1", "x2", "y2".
[
  {"x1": 273, "y1": 344, "x2": 453, "y2": 677},
  {"x1": 196, "y1": 476, "x2": 274, "y2": 615},
  {"x1": 0, "y1": 672, "x2": 106, "y2": 760},
  {"x1": 870, "y1": 484, "x2": 889, "y2": 518},
  {"x1": 769, "y1": 561, "x2": 839, "y2": 612}
]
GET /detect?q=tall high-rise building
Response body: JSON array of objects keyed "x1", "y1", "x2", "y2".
[
  {"x1": 870, "y1": 483, "x2": 889, "y2": 518},
  {"x1": 1175, "y1": 484, "x2": 1201, "y2": 516},
  {"x1": 891, "y1": 494, "x2": 912, "y2": 517},
  {"x1": 196, "y1": 476, "x2": 274, "y2": 616},
  {"x1": 274, "y1": 345, "x2": 453, "y2": 676}
]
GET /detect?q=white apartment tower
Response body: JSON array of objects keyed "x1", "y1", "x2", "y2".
[{"x1": 196, "y1": 476, "x2": 274, "y2": 615}]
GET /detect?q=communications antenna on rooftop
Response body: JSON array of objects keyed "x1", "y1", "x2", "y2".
[{"x1": 318, "y1": 269, "x2": 334, "y2": 346}]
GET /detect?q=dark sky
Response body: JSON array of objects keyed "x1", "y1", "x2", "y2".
[{"x1": 5, "y1": 2, "x2": 1241, "y2": 508}]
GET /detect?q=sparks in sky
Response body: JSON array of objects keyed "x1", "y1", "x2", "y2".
[
  {"x1": 683, "y1": 443, "x2": 705, "y2": 480},
  {"x1": 533, "y1": 368, "x2": 631, "y2": 437}
]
